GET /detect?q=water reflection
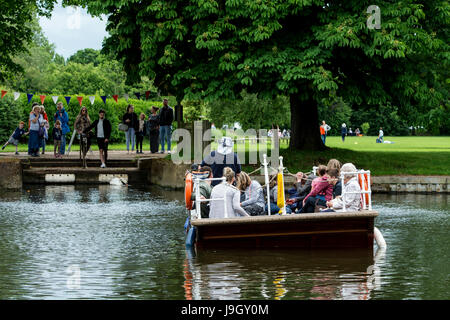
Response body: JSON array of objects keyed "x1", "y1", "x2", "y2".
[
  {"x1": 0, "y1": 188, "x2": 447, "y2": 299},
  {"x1": 183, "y1": 248, "x2": 379, "y2": 300}
]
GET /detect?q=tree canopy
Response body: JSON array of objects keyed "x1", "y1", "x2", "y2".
[{"x1": 16, "y1": 1, "x2": 450, "y2": 149}]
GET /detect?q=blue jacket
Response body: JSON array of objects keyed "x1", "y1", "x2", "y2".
[{"x1": 54, "y1": 108, "x2": 70, "y2": 135}]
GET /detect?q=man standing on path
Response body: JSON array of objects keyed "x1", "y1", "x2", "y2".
[
  {"x1": 54, "y1": 102, "x2": 70, "y2": 155},
  {"x1": 320, "y1": 120, "x2": 331, "y2": 145},
  {"x1": 159, "y1": 98, "x2": 174, "y2": 153},
  {"x1": 84, "y1": 109, "x2": 111, "y2": 168}
]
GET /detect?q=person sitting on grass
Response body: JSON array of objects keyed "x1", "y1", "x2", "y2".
[
  {"x1": 2, "y1": 121, "x2": 29, "y2": 155},
  {"x1": 325, "y1": 163, "x2": 362, "y2": 212},
  {"x1": 299, "y1": 168, "x2": 339, "y2": 213},
  {"x1": 52, "y1": 120, "x2": 63, "y2": 158},
  {"x1": 237, "y1": 172, "x2": 266, "y2": 216}
]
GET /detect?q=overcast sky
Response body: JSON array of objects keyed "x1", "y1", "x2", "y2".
[{"x1": 39, "y1": 2, "x2": 108, "y2": 59}]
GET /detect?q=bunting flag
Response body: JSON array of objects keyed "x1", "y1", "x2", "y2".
[
  {"x1": 89, "y1": 96, "x2": 95, "y2": 105},
  {"x1": 40, "y1": 95, "x2": 46, "y2": 104},
  {"x1": 134, "y1": 92, "x2": 141, "y2": 100},
  {"x1": 124, "y1": 94, "x2": 129, "y2": 102},
  {"x1": 52, "y1": 96, "x2": 59, "y2": 104},
  {"x1": 65, "y1": 96, "x2": 71, "y2": 106},
  {"x1": 100, "y1": 95, "x2": 107, "y2": 104},
  {"x1": 27, "y1": 93, "x2": 34, "y2": 104},
  {"x1": 77, "y1": 96, "x2": 83, "y2": 106},
  {"x1": 1, "y1": 90, "x2": 7, "y2": 99},
  {"x1": 13, "y1": 92, "x2": 20, "y2": 101},
  {"x1": 112, "y1": 95, "x2": 118, "y2": 103},
  {"x1": 145, "y1": 90, "x2": 150, "y2": 100}
]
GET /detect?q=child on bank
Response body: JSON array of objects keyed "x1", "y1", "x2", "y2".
[
  {"x1": 53, "y1": 120, "x2": 63, "y2": 158},
  {"x1": 2, "y1": 121, "x2": 29, "y2": 154}
]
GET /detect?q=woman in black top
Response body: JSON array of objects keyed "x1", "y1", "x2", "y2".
[
  {"x1": 122, "y1": 104, "x2": 138, "y2": 154},
  {"x1": 147, "y1": 106, "x2": 160, "y2": 153}
]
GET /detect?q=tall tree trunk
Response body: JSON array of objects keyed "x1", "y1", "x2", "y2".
[{"x1": 289, "y1": 93, "x2": 326, "y2": 151}]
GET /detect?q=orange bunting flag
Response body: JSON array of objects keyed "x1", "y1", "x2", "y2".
[
  {"x1": 113, "y1": 95, "x2": 118, "y2": 103},
  {"x1": 1, "y1": 90, "x2": 7, "y2": 99},
  {"x1": 40, "y1": 95, "x2": 46, "y2": 104},
  {"x1": 77, "y1": 96, "x2": 83, "y2": 106}
]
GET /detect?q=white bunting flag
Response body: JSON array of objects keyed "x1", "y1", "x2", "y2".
[
  {"x1": 13, "y1": 92, "x2": 20, "y2": 101},
  {"x1": 52, "y1": 96, "x2": 59, "y2": 104},
  {"x1": 89, "y1": 96, "x2": 95, "y2": 105},
  {"x1": 124, "y1": 94, "x2": 129, "y2": 102}
]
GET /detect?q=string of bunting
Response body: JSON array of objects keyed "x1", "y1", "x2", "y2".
[{"x1": 0, "y1": 90, "x2": 156, "y2": 106}]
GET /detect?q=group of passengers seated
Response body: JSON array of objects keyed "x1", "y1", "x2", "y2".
[
  {"x1": 191, "y1": 158, "x2": 363, "y2": 219},
  {"x1": 192, "y1": 137, "x2": 362, "y2": 219}
]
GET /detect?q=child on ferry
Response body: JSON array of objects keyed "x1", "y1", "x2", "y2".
[{"x1": 2, "y1": 121, "x2": 29, "y2": 154}]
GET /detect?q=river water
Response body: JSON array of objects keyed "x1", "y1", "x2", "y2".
[{"x1": 0, "y1": 185, "x2": 448, "y2": 300}]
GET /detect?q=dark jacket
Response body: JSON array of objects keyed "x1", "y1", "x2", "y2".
[
  {"x1": 84, "y1": 118, "x2": 112, "y2": 140},
  {"x1": 52, "y1": 127, "x2": 63, "y2": 141},
  {"x1": 146, "y1": 114, "x2": 160, "y2": 134},
  {"x1": 201, "y1": 151, "x2": 242, "y2": 187},
  {"x1": 122, "y1": 112, "x2": 139, "y2": 131},
  {"x1": 294, "y1": 173, "x2": 316, "y2": 202},
  {"x1": 159, "y1": 106, "x2": 174, "y2": 126}
]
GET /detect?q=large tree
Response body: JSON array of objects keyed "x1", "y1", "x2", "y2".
[
  {"x1": 68, "y1": 0, "x2": 449, "y2": 150},
  {"x1": 0, "y1": 0, "x2": 55, "y2": 82}
]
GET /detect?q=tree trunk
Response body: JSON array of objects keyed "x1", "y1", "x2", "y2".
[{"x1": 289, "y1": 93, "x2": 326, "y2": 151}]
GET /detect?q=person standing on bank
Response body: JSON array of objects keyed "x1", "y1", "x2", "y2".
[
  {"x1": 54, "y1": 102, "x2": 70, "y2": 155},
  {"x1": 28, "y1": 105, "x2": 44, "y2": 157},
  {"x1": 136, "y1": 113, "x2": 146, "y2": 154},
  {"x1": 341, "y1": 123, "x2": 347, "y2": 142},
  {"x1": 159, "y1": 98, "x2": 174, "y2": 154},
  {"x1": 147, "y1": 106, "x2": 160, "y2": 153},
  {"x1": 123, "y1": 104, "x2": 138, "y2": 154},
  {"x1": 84, "y1": 109, "x2": 111, "y2": 168}
]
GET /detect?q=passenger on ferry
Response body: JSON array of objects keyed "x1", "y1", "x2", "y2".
[
  {"x1": 237, "y1": 172, "x2": 266, "y2": 216},
  {"x1": 299, "y1": 168, "x2": 339, "y2": 213},
  {"x1": 191, "y1": 166, "x2": 213, "y2": 218},
  {"x1": 327, "y1": 159, "x2": 342, "y2": 197},
  {"x1": 209, "y1": 167, "x2": 249, "y2": 219},
  {"x1": 287, "y1": 170, "x2": 316, "y2": 211},
  {"x1": 201, "y1": 137, "x2": 241, "y2": 187},
  {"x1": 326, "y1": 163, "x2": 362, "y2": 212}
]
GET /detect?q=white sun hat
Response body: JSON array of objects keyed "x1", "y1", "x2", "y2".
[{"x1": 217, "y1": 137, "x2": 234, "y2": 155}]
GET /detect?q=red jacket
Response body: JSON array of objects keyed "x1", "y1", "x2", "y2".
[{"x1": 304, "y1": 176, "x2": 333, "y2": 202}]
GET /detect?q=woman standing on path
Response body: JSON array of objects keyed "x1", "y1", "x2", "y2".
[
  {"x1": 122, "y1": 104, "x2": 138, "y2": 154},
  {"x1": 147, "y1": 106, "x2": 160, "y2": 153},
  {"x1": 74, "y1": 106, "x2": 91, "y2": 134},
  {"x1": 28, "y1": 106, "x2": 44, "y2": 157},
  {"x1": 54, "y1": 102, "x2": 70, "y2": 155}
]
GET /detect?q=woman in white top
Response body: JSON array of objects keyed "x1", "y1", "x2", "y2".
[
  {"x1": 326, "y1": 163, "x2": 362, "y2": 212},
  {"x1": 209, "y1": 167, "x2": 249, "y2": 219}
]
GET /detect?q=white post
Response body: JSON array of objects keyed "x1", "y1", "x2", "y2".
[
  {"x1": 263, "y1": 154, "x2": 271, "y2": 215},
  {"x1": 279, "y1": 156, "x2": 287, "y2": 215},
  {"x1": 195, "y1": 176, "x2": 201, "y2": 219},
  {"x1": 367, "y1": 170, "x2": 372, "y2": 210},
  {"x1": 341, "y1": 173, "x2": 346, "y2": 212}
]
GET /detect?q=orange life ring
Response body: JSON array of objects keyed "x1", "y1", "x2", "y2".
[
  {"x1": 358, "y1": 173, "x2": 370, "y2": 207},
  {"x1": 185, "y1": 173, "x2": 194, "y2": 210}
]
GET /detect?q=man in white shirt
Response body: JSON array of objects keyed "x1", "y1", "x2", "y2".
[{"x1": 378, "y1": 127, "x2": 384, "y2": 143}]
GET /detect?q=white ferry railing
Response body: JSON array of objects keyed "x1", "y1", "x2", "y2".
[
  {"x1": 340, "y1": 170, "x2": 372, "y2": 211},
  {"x1": 263, "y1": 154, "x2": 271, "y2": 215},
  {"x1": 192, "y1": 176, "x2": 226, "y2": 220}
]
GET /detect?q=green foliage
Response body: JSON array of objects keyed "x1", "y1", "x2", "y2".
[
  {"x1": 0, "y1": 95, "x2": 24, "y2": 142},
  {"x1": 361, "y1": 122, "x2": 370, "y2": 135},
  {"x1": 207, "y1": 92, "x2": 290, "y2": 130},
  {"x1": 318, "y1": 97, "x2": 353, "y2": 136},
  {"x1": 0, "y1": 0, "x2": 56, "y2": 82}
]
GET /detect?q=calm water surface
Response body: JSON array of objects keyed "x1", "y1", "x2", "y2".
[{"x1": 0, "y1": 185, "x2": 448, "y2": 300}]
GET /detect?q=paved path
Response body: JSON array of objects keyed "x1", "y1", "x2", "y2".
[{"x1": 0, "y1": 150, "x2": 168, "y2": 160}]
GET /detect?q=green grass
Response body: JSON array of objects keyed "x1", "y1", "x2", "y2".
[
  {"x1": 279, "y1": 136, "x2": 450, "y2": 176},
  {"x1": 2, "y1": 135, "x2": 449, "y2": 175}
]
